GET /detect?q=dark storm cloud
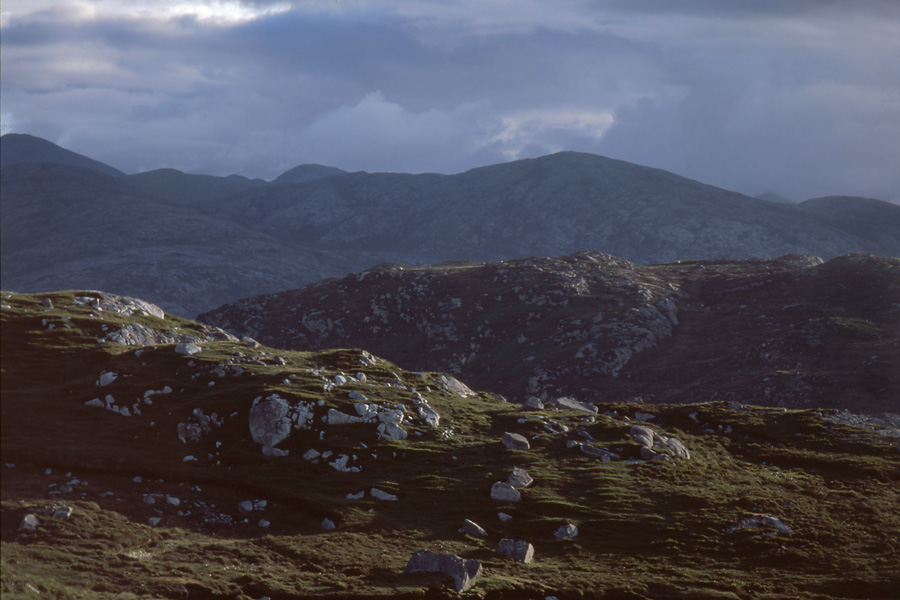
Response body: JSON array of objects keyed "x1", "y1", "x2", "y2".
[{"x1": 1, "y1": 1, "x2": 898, "y2": 201}]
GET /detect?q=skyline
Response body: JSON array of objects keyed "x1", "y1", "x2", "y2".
[{"x1": 2, "y1": 1, "x2": 899, "y2": 202}]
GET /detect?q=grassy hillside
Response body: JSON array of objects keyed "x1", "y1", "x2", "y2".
[{"x1": 2, "y1": 291, "x2": 899, "y2": 599}]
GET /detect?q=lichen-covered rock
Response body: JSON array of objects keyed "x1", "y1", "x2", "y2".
[{"x1": 249, "y1": 397, "x2": 292, "y2": 448}]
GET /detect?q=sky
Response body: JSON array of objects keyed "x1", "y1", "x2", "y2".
[{"x1": 2, "y1": 1, "x2": 899, "y2": 202}]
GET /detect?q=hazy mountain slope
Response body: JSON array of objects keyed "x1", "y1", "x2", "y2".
[
  {"x1": 213, "y1": 152, "x2": 896, "y2": 264},
  {"x1": 0, "y1": 164, "x2": 367, "y2": 317},
  {"x1": 3, "y1": 135, "x2": 896, "y2": 318},
  {"x1": 796, "y1": 196, "x2": 900, "y2": 257},
  {"x1": 3, "y1": 290, "x2": 899, "y2": 599},
  {"x1": 125, "y1": 168, "x2": 265, "y2": 208},
  {"x1": 273, "y1": 163, "x2": 347, "y2": 184},
  {"x1": 199, "y1": 252, "x2": 900, "y2": 413},
  {"x1": 0, "y1": 133, "x2": 125, "y2": 177}
]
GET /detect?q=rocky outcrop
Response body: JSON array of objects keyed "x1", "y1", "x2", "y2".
[
  {"x1": 199, "y1": 253, "x2": 900, "y2": 413},
  {"x1": 630, "y1": 424, "x2": 690, "y2": 460}
]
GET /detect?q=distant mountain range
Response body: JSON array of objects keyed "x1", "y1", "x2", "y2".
[{"x1": 2, "y1": 133, "x2": 897, "y2": 317}]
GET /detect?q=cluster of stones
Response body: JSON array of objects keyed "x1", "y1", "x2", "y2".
[
  {"x1": 84, "y1": 370, "x2": 174, "y2": 418},
  {"x1": 236, "y1": 498, "x2": 271, "y2": 528},
  {"x1": 630, "y1": 423, "x2": 690, "y2": 460}
]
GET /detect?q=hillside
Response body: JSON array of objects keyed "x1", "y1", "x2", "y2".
[
  {"x1": 3, "y1": 135, "x2": 898, "y2": 318},
  {"x1": 0, "y1": 133, "x2": 125, "y2": 178},
  {"x1": 199, "y1": 252, "x2": 900, "y2": 414},
  {"x1": 125, "y1": 168, "x2": 266, "y2": 208},
  {"x1": 2, "y1": 290, "x2": 899, "y2": 599},
  {"x1": 0, "y1": 163, "x2": 367, "y2": 317}
]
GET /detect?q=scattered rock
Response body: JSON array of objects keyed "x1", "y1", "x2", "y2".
[
  {"x1": 459, "y1": 519, "x2": 488, "y2": 537},
  {"x1": 630, "y1": 425, "x2": 655, "y2": 448},
  {"x1": 580, "y1": 444, "x2": 620, "y2": 461},
  {"x1": 238, "y1": 500, "x2": 254, "y2": 514},
  {"x1": 507, "y1": 467, "x2": 533, "y2": 489},
  {"x1": 19, "y1": 514, "x2": 40, "y2": 531},
  {"x1": 550, "y1": 397, "x2": 598, "y2": 414},
  {"x1": 258, "y1": 519, "x2": 270, "y2": 529},
  {"x1": 554, "y1": 523, "x2": 578, "y2": 539},
  {"x1": 727, "y1": 513, "x2": 793, "y2": 534},
  {"x1": 502, "y1": 431, "x2": 530, "y2": 450},
  {"x1": 261, "y1": 446, "x2": 290, "y2": 457},
  {"x1": 498, "y1": 512, "x2": 513, "y2": 522},
  {"x1": 370, "y1": 488, "x2": 398, "y2": 501},
  {"x1": 491, "y1": 482, "x2": 522, "y2": 502},
  {"x1": 522, "y1": 396, "x2": 544, "y2": 410},
  {"x1": 634, "y1": 411, "x2": 656, "y2": 421},
  {"x1": 147, "y1": 517, "x2": 162, "y2": 527},
  {"x1": 497, "y1": 538, "x2": 534, "y2": 563},
  {"x1": 403, "y1": 549, "x2": 483, "y2": 593},
  {"x1": 640, "y1": 446, "x2": 660, "y2": 461},
  {"x1": 41, "y1": 297, "x2": 53, "y2": 308},
  {"x1": 321, "y1": 518, "x2": 336, "y2": 530},
  {"x1": 97, "y1": 371, "x2": 118, "y2": 387},
  {"x1": 659, "y1": 436, "x2": 690, "y2": 459},
  {"x1": 174, "y1": 342, "x2": 202, "y2": 356},
  {"x1": 53, "y1": 506, "x2": 74, "y2": 519},
  {"x1": 303, "y1": 449, "x2": 321, "y2": 461},
  {"x1": 326, "y1": 408, "x2": 367, "y2": 425},
  {"x1": 346, "y1": 490, "x2": 365, "y2": 500},
  {"x1": 377, "y1": 421, "x2": 408, "y2": 440},
  {"x1": 439, "y1": 375, "x2": 477, "y2": 398},
  {"x1": 348, "y1": 390, "x2": 367, "y2": 401}
]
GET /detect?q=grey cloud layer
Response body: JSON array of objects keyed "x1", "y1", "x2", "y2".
[{"x1": 1, "y1": 1, "x2": 898, "y2": 201}]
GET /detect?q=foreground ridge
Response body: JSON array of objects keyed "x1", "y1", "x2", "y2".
[{"x1": 2, "y1": 290, "x2": 899, "y2": 598}]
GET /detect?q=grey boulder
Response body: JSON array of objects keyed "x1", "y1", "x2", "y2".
[
  {"x1": 249, "y1": 397, "x2": 292, "y2": 448},
  {"x1": 507, "y1": 467, "x2": 534, "y2": 489},
  {"x1": 404, "y1": 549, "x2": 482, "y2": 592},
  {"x1": 491, "y1": 481, "x2": 522, "y2": 502},
  {"x1": 497, "y1": 538, "x2": 534, "y2": 563},
  {"x1": 502, "y1": 432, "x2": 530, "y2": 450},
  {"x1": 459, "y1": 519, "x2": 488, "y2": 537}
]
